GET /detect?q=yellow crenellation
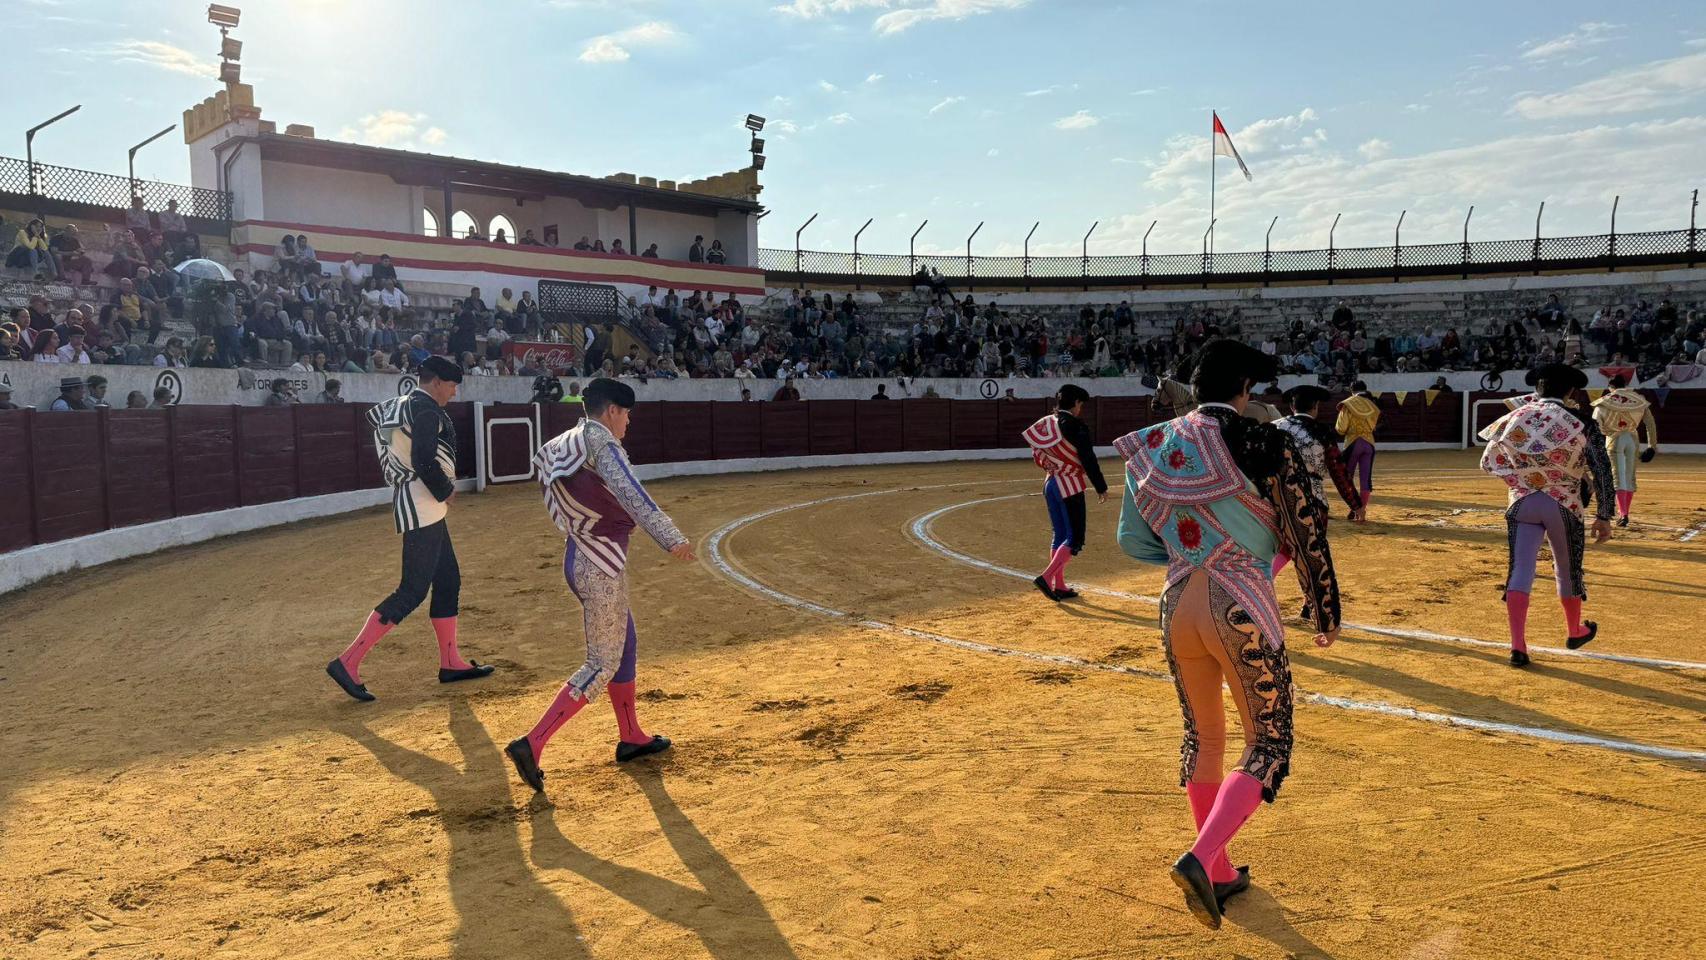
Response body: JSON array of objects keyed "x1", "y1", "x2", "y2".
[{"x1": 182, "y1": 83, "x2": 261, "y2": 144}]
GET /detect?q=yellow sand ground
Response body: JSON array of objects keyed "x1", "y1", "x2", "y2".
[{"x1": 2, "y1": 450, "x2": 1704, "y2": 960}]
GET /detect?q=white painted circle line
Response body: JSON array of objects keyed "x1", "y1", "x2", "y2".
[
  {"x1": 911, "y1": 496, "x2": 1706, "y2": 673},
  {"x1": 704, "y1": 489, "x2": 1706, "y2": 766}
]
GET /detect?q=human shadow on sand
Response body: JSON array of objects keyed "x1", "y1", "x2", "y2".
[
  {"x1": 349, "y1": 700, "x2": 593, "y2": 960},
  {"x1": 1224, "y1": 885, "x2": 1340, "y2": 959},
  {"x1": 529, "y1": 763, "x2": 801, "y2": 960}
]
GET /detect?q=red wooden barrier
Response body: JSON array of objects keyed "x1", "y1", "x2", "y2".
[
  {"x1": 0, "y1": 411, "x2": 33, "y2": 550},
  {"x1": 238, "y1": 407, "x2": 299, "y2": 506},
  {"x1": 172, "y1": 405, "x2": 239, "y2": 516},
  {"x1": 948, "y1": 401, "x2": 999, "y2": 449},
  {"x1": 661, "y1": 402, "x2": 715, "y2": 462},
  {"x1": 855, "y1": 400, "x2": 904, "y2": 453},
  {"x1": 105, "y1": 410, "x2": 174, "y2": 529},
  {"x1": 295, "y1": 404, "x2": 358, "y2": 497},
  {"x1": 1095, "y1": 396, "x2": 1147, "y2": 444},
  {"x1": 623, "y1": 400, "x2": 666, "y2": 464},
  {"x1": 760, "y1": 402, "x2": 810, "y2": 458},
  {"x1": 711, "y1": 402, "x2": 762, "y2": 460},
  {"x1": 29, "y1": 411, "x2": 106, "y2": 543},
  {"x1": 808, "y1": 401, "x2": 856, "y2": 456},
  {"x1": 353, "y1": 403, "x2": 383, "y2": 488},
  {"x1": 901, "y1": 399, "x2": 952, "y2": 452},
  {"x1": 445, "y1": 402, "x2": 478, "y2": 479},
  {"x1": 998, "y1": 399, "x2": 1050, "y2": 447}
]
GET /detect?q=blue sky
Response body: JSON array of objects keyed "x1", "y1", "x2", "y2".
[{"x1": 8, "y1": 0, "x2": 1706, "y2": 258}]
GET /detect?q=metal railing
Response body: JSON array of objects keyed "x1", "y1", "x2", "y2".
[
  {"x1": 760, "y1": 225, "x2": 1701, "y2": 289},
  {"x1": 0, "y1": 155, "x2": 232, "y2": 221}
]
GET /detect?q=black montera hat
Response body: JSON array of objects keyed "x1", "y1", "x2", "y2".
[
  {"x1": 419, "y1": 355, "x2": 464, "y2": 383},
  {"x1": 583, "y1": 377, "x2": 636, "y2": 409},
  {"x1": 1283, "y1": 384, "x2": 1333, "y2": 409},
  {"x1": 1524, "y1": 363, "x2": 1587, "y2": 392},
  {"x1": 1191, "y1": 339, "x2": 1278, "y2": 386}
]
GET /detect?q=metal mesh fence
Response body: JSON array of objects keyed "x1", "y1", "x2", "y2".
[
  {"x1": 0, "y1": 156, "x2": 232, "y2": 221},
  {"x1": 761, "y1": 226, "x2": 1699, "y2": 285}
]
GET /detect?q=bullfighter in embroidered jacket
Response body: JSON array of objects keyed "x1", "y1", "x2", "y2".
[
  {"x1": 1114, "y1": 340, "x2": 1342, "y2": 931},
  {"x1": 1023, "y1": 384, "x2": 1109, "y2": 601},
  {"x1": 1480, "y1": 364, "x2": 1615, "y2": 667},
  {"x1": 506, "y1": 378, "x2": 695, "y2": 793},
  {"x1": 1591, "y1": 374, "x2": 1659, "y2": 527}
]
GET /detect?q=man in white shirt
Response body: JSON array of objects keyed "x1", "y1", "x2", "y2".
[
  {"x1": 340, "y1": 252, "x2": 368, "y2": 290},
  {"x1": 643, "y1": 286, "x2": 661, "y2": 311},
  {"x1": 378, "y1": 278, "x2": 410, "y2": 311},
  {"x1": 704, "y1": 313, "x2": 725, "y2": 342},
  {"x1": 57, "y1": 325, "x2": 92, "y2": 364}
]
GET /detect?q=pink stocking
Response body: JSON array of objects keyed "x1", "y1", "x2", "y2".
[
  {"x1": 1561, "y1": 597, "x2": 1586, "y2": 638},
  {"x1": 607, "y1": 681, "x2": 651, "y2": 745},
  {"x1": 1271, "y1": 553, "x2": 1291, "y2": 577},
  {"x1": 1041, "y1": 544, "x2": 1072, "y2": 590},
  {"x1": 338, "y1": 612, "x2": 393, "y2": 683},
  {"x1": 1186, "y1": 782, "x2": 1241, "y2": 883},
  {"x1": 432, "y1": 616, "x2": 473, "y2": 671},
  {"x1": 1506, "y1": 590, "x2": 1530, "y2": 653},
  {"x1": 525, "y1": 683, "x2": 588, "y2": 760},
  {"x1": 1188, "y1": 772, "x2": 1264, "y2": 871}
]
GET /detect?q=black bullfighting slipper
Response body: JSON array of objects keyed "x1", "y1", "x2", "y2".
[
  {"x1": 326, "y1": 659, "x2": 376, "y2": 702},
  {"x1": 1615, "y1": 515, "x2": 1629, "y2": 528},
  {"x1": 1510, "y1": 649, "x2": 1531, "y2": 668},
  {"x1": 615, "y1": 735, "x2": 672, "y2": 763},
  {"x1": 1566, "y1": 620, "x2": 1598, "y2": 650},
  {"x1": 505, "y1": 738, "x2": 545, "y2": 793},
  {"x1": 438, "y1": 661, "x2": 495, "y2": 684},
  {"x1": 1056, "y1": 587, "x2": 1080, "y2": 599},
  {"x1": 1032, "y1": 576, "x2": 1062, "y2": 602},
  {"x1": 1169, "y1": 851, "x2": 1223, "y2": 930},
  {"x1": 1214, "y1": 866, "x2": 1251, "y2": 912}
]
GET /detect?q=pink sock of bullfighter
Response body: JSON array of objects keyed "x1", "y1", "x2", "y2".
[
  {"x1": 1561, "y1": 597, "x2": 1588, "y2": 638},
  {"x1": 1506, "y1": 590, "x2": 1530, "y2": 653},
  {"x1": 339, "y1": 612, "x2": 394, "y2": 683},
  {"x1": 1041, "y1": 544, "x2": 1072, "y2": 590},
  {"x1": 1186, "y1": 781, "x2": 1241, "y2": 883},
  {"x1": 525, "y1": 684, "x2": 588, "y2": 760},
  {"x1": 432, "y1": 616, "x2": 473, "y2": 671},
  {"x1": 1271, "y1": 553, "x2": 1291, "y2": 576},
  {"x1": 606, "y1": 681, "x2": 652, "y2": 745},
  {"x1": 1188, "y1": 772, "x2": 1265, "y2": 872}
]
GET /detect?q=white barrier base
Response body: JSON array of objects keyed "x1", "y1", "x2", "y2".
[{"x1": 0, "y1": 479, "x2": 475, "y2": 598}]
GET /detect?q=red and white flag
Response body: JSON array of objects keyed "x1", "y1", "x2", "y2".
[{"x1": 1212, "y1": 112, "x2": 1252, "y2": 181}]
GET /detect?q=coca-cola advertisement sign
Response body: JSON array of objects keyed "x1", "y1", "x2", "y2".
[{"x1": 503, "y1": 340, "x2": 582, "y2": 374}]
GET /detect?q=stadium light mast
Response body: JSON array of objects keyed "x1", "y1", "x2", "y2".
[
  {"x1": 24, "y1": 105, "x2": 81, "y2": 197},
  {"x1": 852, "y1": 217, "x2": 873, "y2": 290},
  {"x1": 1082, "y1": 220, "x2": 1098, "y2": 291},
  {"x1": 128, "y1": 124, "x2": 177, "y2": 202},
  {"x1": 1461, "y1": 205, "x2": 1474, "y2": 279},
  {"x1": 909, "y1": 220, "x2": 927, "y2": 275},
  {"x1": 966, "y1": 221, "x2": 983, "y2": 292},
  {"x1": 1023, "y1": 221, "x2": 1039, "y2": 291},
  {"x1": 794, "y1": 212, "x2": 816, "y2": 279}
]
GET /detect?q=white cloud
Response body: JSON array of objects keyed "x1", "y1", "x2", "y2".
[
  {"x1": 828, "y1": 112, "x2": 854, "y2": 124},
  {"x1": 1357, "y1": 138, "x2": 1391, "y2": 159},
  {"x1": 336, "y1": 111, "x2": 450, "y2": 151},
  {"x1": 1023, "y1": 85, "x2": 1059, "y2": 97},
  {"x1": 770, "y1": 119, "x2": 801, "y2": 134},
  {"x1": 578, "y1": 21, "x2": 680, "y2": 64},
  {"x1": 1110, "y1": 157, "x2": 1139, "y2": 164},
  {"x1": 1053, "y1": 109, "x2": 1100, "y2": 130},
  {"x1": 1521, "y1": 21, "x2": 1621, "y2": 61},
  {"x1": 865, "y1": 72, "x2": 884, "y2": 83},
  {"x1": 1131, "y1": 87, "x2": 1165, "y2": 96},
  {"x1": 819, "y1": 79, "x2": 839, "y2": 92},
  {"x1": 928, "y1": 95, "x2": 965, "y2": 115},
  {"x1": 1688, "y1": 38, "x2": 1706, "y2": 49},
  {"x1": 101, "y1": 40, "x2": 216, "y2": 79},
  {"x1": 987, "y1": 148, "x2": 999, "y2": 157},
  {"x1": 1143, "y1": 107, "x2": 1320, "y2": 186},
  {"x1": 775, "y1": 0, "x2": 1027, "y2": 34},
  {"x1": 1511, "y1": 51, "x2": 1706, "y2": 118},
  {"x1": 1403, "y1": 103, "x2": 1429, "y2": 113}
]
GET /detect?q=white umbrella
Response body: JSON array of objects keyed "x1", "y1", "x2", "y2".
[{"x1": 175, "y1": 258, "x2": 237, "y2": 282}]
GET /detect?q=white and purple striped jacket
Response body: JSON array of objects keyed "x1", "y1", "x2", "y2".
[{"x1": 535, "y1": 419, "x2": 686, "y2": 577}]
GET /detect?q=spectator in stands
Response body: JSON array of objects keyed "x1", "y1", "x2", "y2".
[
  {"x1": 190, "y1": 336, "x2": 220, "y2": 367},
  {"x1": 0, "y1": 322, "x2": 21, "y2": 361},
  {"x1": 515, "y1": 289, "x2": 540, "y2": 335},
  {"x1": 251, "y1": 301, "x2": 291, "y2": 365},
  {"x1": 84, "y1": 375, "x2": 110, "y2": 407},
  {"x1": 159, "y1": 199, "x2": 194, "y2": 259},
  {"x1": 264, "y1": 378, "x2": 297, "y2": 406},
  {"x1": 123, "y1": 390, "x2": 147, "y2": 409},
  {"x1": 48, "y1": 376, "x2": 88, "y2": 411},
  {"x1": 573, "y1": 235, "x2": 593, "y2": 251},
  {"x1": 125, "y1": 196, "x2": 152, "y2": 241},
  {"x1": 50, "y1": 224, "x2": 93, "y2": 285},
  {"x1": 316, "y1": 379, "x2": 345, "y2": 403},
  {"x1": 773, "y1": 376, "x2": 801, "y2": 401},
  {"x1": 378, "y1": 277, "x2": 409, "y2": 312},
  {"x1": 156, "y1": 336, "x2": 188, "y2": 368},
  {"x1": 295, "y1": 234, "x2": 320, "y2": 276},
  {"x1": 0, "y1": 383, "x2": 17, "y2": 410},
  {"x1": 368, "y1": 253, "x2": 398, "y2": 289},
  {"x1": 370, "y1": 349, "x2": 400, "y2": 373},
  {"x1": 32, "y1": 329, "x2": 63, "y2": 364},
  {"x1": 707, "y1": 240, "x2": 726, "y2": 264},
  {"x1": 641, "y1": 243, "x2": 660, "y2": 259},
  {"x1": 493, "y1": 227, "x2": 509, "y2": 244},
  {"x1": 610, "y1": 239, "x2": 628, "y2": 255},
  {"x1": 340, "y1": 252, "x2": 368, "y2": 293},
  {"x1": 57, "y1": 326, "x2": 91, "y2": 364},
  {"x1": 103, "y1": 237, "x2": 144, "y2": 284},
  {"x1": 143, "y1": 385, "x2": 172, "y2": 408},
  {"x1": 6, "y1": 218, "x2": 58, "y2": 278},
  {"x1": 519, "y1": 229, "x2": 542, "y2": 246},
  {"x1": 275, "y1": 234, "x2": 301, "y2": 280}
]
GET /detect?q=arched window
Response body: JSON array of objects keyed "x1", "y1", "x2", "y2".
[
  {"x1": 451, "y1": 210, "x2": 480, "y2": 240},
  {"x1": 487, "y1": 214, "x2": 516, "y2": 244},
  {"x1": 422, "y1": 208, "x2": 440, "y2": 238}
]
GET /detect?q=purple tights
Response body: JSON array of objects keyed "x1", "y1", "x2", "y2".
[{"x1": 1507, "y1": 492, "x2": 1571, "y2": 597}]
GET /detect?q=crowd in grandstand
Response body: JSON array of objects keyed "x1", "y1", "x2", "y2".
[{"x1": 5, "y1": 212, "x2": 1705, "y2": 387}]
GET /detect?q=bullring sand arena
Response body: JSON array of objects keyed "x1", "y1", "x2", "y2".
[{"x1": 3, "y1": 450, "x2": 1704, "y2": 960}]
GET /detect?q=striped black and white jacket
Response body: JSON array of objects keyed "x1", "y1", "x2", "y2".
[{"x1": 367, "y1": 390, "x2": 457, "y2": 533}]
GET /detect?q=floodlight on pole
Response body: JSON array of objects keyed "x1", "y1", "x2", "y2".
[
  {"x1": 752, "y1": 154, "x2": 765, "y2": 170},
  {"x1": 220, "y1": 36, "x2": 242, "y2": 60},
  {"x1": 745, "y1": 114, "x2": 766, "y2": 132},
  {"x1": 750, "y1": 137, "x2": 765, "y2": 154},
  {"x1": 24, "y1": 104, "x2": 81, "y2": 197},
  {"x1": 207, "y1": 4, "x2": 241, "y2": 28}
]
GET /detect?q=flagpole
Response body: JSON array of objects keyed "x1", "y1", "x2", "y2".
[{"x1": 1209, "y1": 110, "x2": 1216, "y2": 255}]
